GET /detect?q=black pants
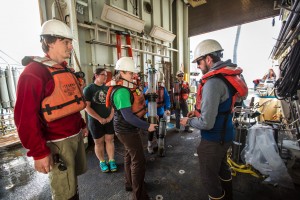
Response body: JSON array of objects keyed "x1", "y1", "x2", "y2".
[
  {"x1": 175, "y1": 100, "x2": 189, "y2": 130},
  {"x1": 197, "y1": 139, "x2": 232, "y2": 199}
]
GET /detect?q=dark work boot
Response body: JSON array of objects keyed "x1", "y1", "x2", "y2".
[
  {"x1": 221, "y1": 180, "x2": 233, "y2": 200},
  {"x1": 68, "y1": 193, "x2": 79, "y2": 200},
  {"x1": 208, "y1": 192, "x2": 225, "y2": 200}
]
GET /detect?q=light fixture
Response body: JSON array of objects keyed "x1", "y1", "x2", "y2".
[
  {"x1": 76, "y1": 0, "x2": 88, "y2": 7},
  {"x1": 149, "y1": 25, "x2": 176, "y2": 43},
  {"x1": 101, "y1": 4, "x2": 145, "y2": 33},
  {"x1": 187, "y1": 0, "x2": 207, "y2": 7}
]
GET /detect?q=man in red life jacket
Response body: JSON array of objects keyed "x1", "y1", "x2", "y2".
[
  {"x1": 181, "y1": 39, "x2": 248, "y2": 200},
  {"x1": 173, "y1": 70, "x2": 192, "y2": 133},
  {"x1": 14, "y1": 19, "x2": 88, "y2": 200}
]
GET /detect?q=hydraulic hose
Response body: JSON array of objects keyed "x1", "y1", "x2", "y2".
[{"x1": 276, "y1": 40, "x2": 300, "y2": 98}]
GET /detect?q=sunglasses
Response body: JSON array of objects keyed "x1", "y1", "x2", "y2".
[
  {"x1": 53, "y1": 153, "x2": 67, "y2": 171},
  {"x1": 196, "y1": 56, "x2": 206, "y2": 65},
  {"x1": 177, "y1": 75, "x2": 183, "y2": 77}
]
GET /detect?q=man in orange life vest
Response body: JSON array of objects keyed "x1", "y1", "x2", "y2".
[
  {"x1": 14, "y1": 19, "x2": 88, "y2": 200},
  {"x1": 181, "y1": 39, "x2": 248, "y2": 200},
  {"x1": 174, "y1": 70, "x2": 192, "y2": 133}
]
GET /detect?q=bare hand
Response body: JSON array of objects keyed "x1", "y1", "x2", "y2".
[
  {"x1": 187, "y1": 111, "x2": 195, "y2": 118},
  {"x1": 180, "y1": 117, "x2": 189, "y2": 126},
  {"x1": 99, "y1": 118, "x2": 106, "y2": 124},
  {"x1": 34, "y1": 154, "x2": 53, "y2": 174},
  {"x1": 106, "y1": 117, "x2": 112, "y2": 123},
  {"x1": 82, "y1": 127, "x2": 89, "y2": 137},
  {"x1": 165, "y1": 110, "x2": 171, "y2": 116},
  {"x1": 148, "y1": 124, "x2": 158, "y2": 132}
]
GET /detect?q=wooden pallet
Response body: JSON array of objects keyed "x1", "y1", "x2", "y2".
[{"x1": 0, "y1": 131, "x2": 20, "y2": 148}]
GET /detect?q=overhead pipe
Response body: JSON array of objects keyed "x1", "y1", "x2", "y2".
[
  {"x1": 271, "y1": 2, "x2": 297, "y2": 56},
  {"x1": 272, "y1": 1, "x2": 300, "y2": 58}
]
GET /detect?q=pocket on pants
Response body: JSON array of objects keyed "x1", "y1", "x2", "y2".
[{"x1": 49, "y1": 169, "x2": 70, "y2": 198}]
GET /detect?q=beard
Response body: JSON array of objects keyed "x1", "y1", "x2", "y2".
[{"x1": 200, "y1": 63, "x2": 209, "y2": 75}]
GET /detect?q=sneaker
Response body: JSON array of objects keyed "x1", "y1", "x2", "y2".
[
  {"x1": 147, "y1": 141, "x2": 154, "y2": 154},
  {"x1": 147, "y1": 145, "x2": 154, "y2": 154},
  {"x1": 125, "y1": 186, "x2": 133, "y2": 191},
  {"x1": 109, "y1": 159, "x2": 118, "y2": 172},
  {"x1": 184, "y1": 129, "x2": 193, "y2": 133},
  {"x1": 100, "y1": 161, "x2": 109, "y2": 172}
]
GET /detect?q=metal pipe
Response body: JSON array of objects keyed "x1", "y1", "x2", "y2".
[
  {"x1": 77, "y1": 22, "x2": 178, "y2": 52},
  {"x1": 147, "y1": 66, "x2": 158, "y2": 124},
  {"x1": 86, "y1": 40, "x2": 170, "y2": 58}
]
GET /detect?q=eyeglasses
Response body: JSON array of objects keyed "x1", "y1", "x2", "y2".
[
  {"x1": 99, "y1": 74, "x2": 107, "y2": 77},
  {"x1": 177, "y1": 75, "x2": 183, "y2": 77},
  {"x1": 53, "y1": 154, "x2": 67, "y2": 171}
]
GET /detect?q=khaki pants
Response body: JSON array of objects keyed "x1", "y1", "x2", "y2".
[{"x1": 47, "y1": 132, "x2": 87, "y2": 200}]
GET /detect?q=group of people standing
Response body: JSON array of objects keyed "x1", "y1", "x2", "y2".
[{"x1": 14, "y1": 19, "x2": 248, "y2": 200}]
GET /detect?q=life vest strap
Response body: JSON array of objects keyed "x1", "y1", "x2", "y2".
[
  {"x1": 50, "y1": 68, "x2": 69, "y2": 75},
  {"x1": 132, "y1": 106, "x2": 147, "y2": 115},
  {"x1": 42, "y1": 95, "x2": 84, "y2": 115}
]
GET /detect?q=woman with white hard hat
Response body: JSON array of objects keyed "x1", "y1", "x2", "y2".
[{"x1": 106, "y1": 57, "x2": 157, "y2": 200}]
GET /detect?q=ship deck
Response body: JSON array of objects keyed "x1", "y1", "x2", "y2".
[{"x1": 1, "y1": 127, "x2": 300, "y2": 200}]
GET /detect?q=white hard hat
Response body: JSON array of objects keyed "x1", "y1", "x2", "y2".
[
  {"x1": 40, "y1": 19, "x2": 73, "y2": 39},
  {"x1": 115, "y1": 57, "x2": 139, "y2": 73},
  {"x1": 176, "y1": 70, "x2": 184, "y2": 76},
  {"x1": 192, "y1": 39, "x2": 223, "y2": 63}
]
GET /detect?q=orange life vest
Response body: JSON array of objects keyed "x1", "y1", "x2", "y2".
[
  {"x1": 181, "y1": 81, "x2": 190, "y2": 100},
  {"x1": 106, "y1": 79, "x2": 147, "y2": 118},
  {"x1": 30, "y1": 56, "x2": 86, "y2": 122},
  {"x1": 195, "y1": 66, "x2": 248, "y2": 117}
]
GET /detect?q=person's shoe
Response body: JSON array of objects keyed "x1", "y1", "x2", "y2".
[
  {"x1": 147, "y1": 141, "x2": 154, "y2": 154},
  {"x1": 100, "y1": 161, "x2": 109, "y2": 173},
  {"x1": 109, "y1": 159, "x2": 118, "y2": 172},
  {"x1": 174, "y1": 128, "x2": 180, "y2": 133},
  {"x1": 125, "y1": 186, "x2": 133, "y2": 191},
  {"x1": 184, "y1": 129, "x2": 193, "y2": 133}
]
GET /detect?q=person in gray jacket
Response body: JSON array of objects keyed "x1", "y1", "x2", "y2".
[{"x1": 181, "y1": 39, "x2": 248, "y2": 200}]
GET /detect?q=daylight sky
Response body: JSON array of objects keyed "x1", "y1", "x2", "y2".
[
  {"x1": 190, "y1": 17, "x2": 281, "y2": 87},
  {"x1": 0, "y1": 1, "x2": 282, "y2": 88},
  {"x1": 0, "y1": 0, "x2": 41, "y2": 66}
]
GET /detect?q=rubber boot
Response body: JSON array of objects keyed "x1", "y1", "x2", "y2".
[
  {"x1": 208, "y1": 192, "x2": 225, "y2": 200},
  {"x1": 221, "y1": 180, "x2": 233, "y2": 200}
]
